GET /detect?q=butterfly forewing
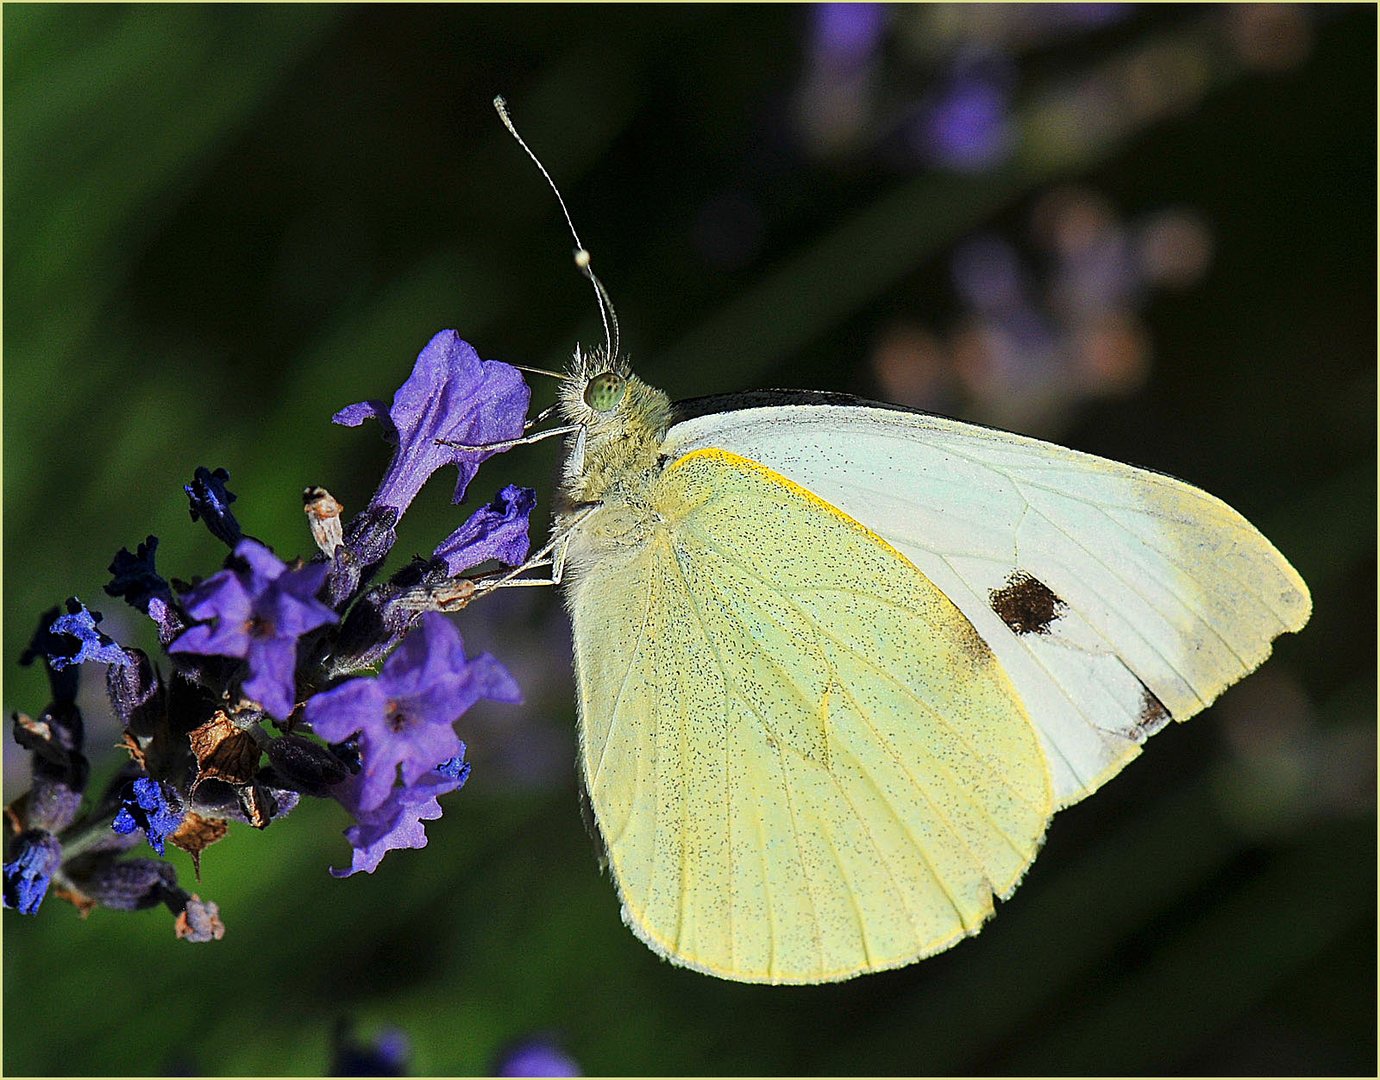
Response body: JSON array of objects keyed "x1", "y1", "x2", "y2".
[{"x1": 662, "y1": 402, "x2": 1312, "y2": 808}]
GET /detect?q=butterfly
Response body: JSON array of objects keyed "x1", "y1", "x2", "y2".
[{"x1": 485, "y1": 98, "x2": 1311, "y2": 985}]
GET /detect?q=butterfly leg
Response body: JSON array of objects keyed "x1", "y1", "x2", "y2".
[
  {"x1": 436, "y1": 422, "x2": 580, "y2": 454},
  {"x1": 469, "y1": 501, "x2": 598, "y2": 593}
]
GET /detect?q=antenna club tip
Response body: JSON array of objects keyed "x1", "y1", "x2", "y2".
[
  {"x1": 493, "y1": 95, "x2": 509, "y2": 117},
  {"x1": 574, "y1": 248, "x2": 592, "y2": 270}
]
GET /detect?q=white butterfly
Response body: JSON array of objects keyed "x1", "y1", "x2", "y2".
[{"x1": 474, "y1": 98, "x2": 1311, "y2": 984}]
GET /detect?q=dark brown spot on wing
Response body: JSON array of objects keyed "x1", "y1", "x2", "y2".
[
  {"x1": 989, "y1": 571, "x2": 1066, "y2": 636},
  {"x1": 1137, "y1": 686, "x2": 1172, "y2": 737}
]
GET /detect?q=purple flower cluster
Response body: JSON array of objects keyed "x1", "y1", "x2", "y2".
[{"x1": 4, "y1": 330, "x2": 535, "y2": 937}]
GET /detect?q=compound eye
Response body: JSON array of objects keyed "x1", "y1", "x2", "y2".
[{"x1": 583, "y1": 372, "x2": 626, "y2": 412}]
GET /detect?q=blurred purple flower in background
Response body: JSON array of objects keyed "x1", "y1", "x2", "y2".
[
  {"x1": 795, "y1": 3, "x2": 889, "y2": 156},
  {"x1": 325, "y1": 1021, "x2": 582, "y2": 1076},
  {"x1": 791, "y1": 3, "x2": 1321, "y2": 174},
  {"x1": 811, "y1": 1, "x2": 887, "y2": 69},
  {"x1": 871, "y1": 186, "x2": 1213, "y2": 432},
  {"x1": 331, "y1": 1020, "x2": 411, "y2": 1076},
  {"x1": 494, "y1": 1035, "x2": 583, "y2": 1078},
  {"x1": 914, "y1": 52, "x2": 1016, "y2": 171}
]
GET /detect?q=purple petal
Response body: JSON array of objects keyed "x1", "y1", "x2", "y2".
[
  {"x1": 304, "y1": 677, "x2": 387, "y2": 744},
  {"x1": 377, "y1": 611, "x2": 470, "y2": 702},
  {"x1": 243, "y1": 635, "x2": 302, "y2": 720},
  {"x1": 257, "y1": 577, "x2": 335, "y2": 641},
  {"x1": 331, "y1": 793, "x2": 440, "y2": 877},
  {"x1": 171, "y1": 543, "x2": 336, "y2": 719},
  {"x1": 279, "y1": 558, "x2": 331, "y2": 600},
  {"x1": 337, "y1": 331, "x2": 530, "y2": 516},
  {"x1": 352, "y1": 748, "x2": 402, "y2": 815},
  {"x1": 178, "y1": 568, "x2": 253, "y2": 629},
  {"x1": 46, "y1": 599, "x2": 130, "y2": 671},
  {"x1": 465, "y1": 652, "x2": 524, "y2": 705},
  {"x1": 234, "y1": 538, "x2": 289, "y2": 588},
  {"x1": 330, "y1": 758, "x2": 470, "y2": 877},
  {"x1": 167, "y1": 617, "x2": 249, "y2": 660},
  {"x1": 315, "y1": 614, "x2": 513, "y2": 813},
  {"x1": 393, "y1": 724, "x2": 464, "y2": 791},
  {"x1": 434, "y1": 485, "x2": 537, "y2": 575},
  {"x1": 331, "y1": 399, "x2": 392, "y2": 430},
  {"x1": 401, "y1": 651, "x2": 522, "y2": 729}
]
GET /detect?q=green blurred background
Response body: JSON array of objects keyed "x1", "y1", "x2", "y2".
[{"x1": 4, "y1": 4, "x2": 1374, "y2": 1075}]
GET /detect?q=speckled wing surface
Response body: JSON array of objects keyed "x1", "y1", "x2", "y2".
[
  {"x1": 662, "y1": 394, "x2": 1312, "y2": 809},
  {"x1": 565, "y1": 446, "x2": 1054, "y2": 984}
]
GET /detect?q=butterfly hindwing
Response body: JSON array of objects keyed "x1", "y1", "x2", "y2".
[{"x1": 567, "y1": 446, "x2": 1052, "y2": 983}]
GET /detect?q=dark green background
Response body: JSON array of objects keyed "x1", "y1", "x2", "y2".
[{"x1": 4, "y1": 5, "x2": 1374, "y2": 1075}]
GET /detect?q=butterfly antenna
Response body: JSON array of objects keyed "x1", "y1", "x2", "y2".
[{"x1": 494, "y1": 95, "x2": 618, "y2": 366}]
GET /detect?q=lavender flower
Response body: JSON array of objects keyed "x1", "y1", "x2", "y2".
[
  {"x1": 112, "y1": 777, "x2": 187, "y2": 856},
  {"x1": 169, "y1": 538, "x2": 337, "y2": 719},
  {"x1": 329, "y1": 753, "x2": 472, "y2": 878},
  {"x1": 2, "y1": 832, "x2": 63, "y2": 915},
  {"x1": 434, "y1": 484, "x2": 536, "y2": 574},
  {"x1": 333, "y1": 329, "x2": 530, "y2": 515},
  {"x1": 7, "y1": 326, "x2": 533, "y2": 941},
  {"x1": 306, "y1": 612, "x2": 517, "y2": 814},
  {"x1": 35, "y1": 599, "x2": 129, "y2": 671},
  {"x1": 185, "y1": 466, "x2": 243, "y2": 547}
]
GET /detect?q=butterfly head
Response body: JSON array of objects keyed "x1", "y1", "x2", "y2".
[{"x1": 558, "y1": 344, "x2": 671, "y2": 469}]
